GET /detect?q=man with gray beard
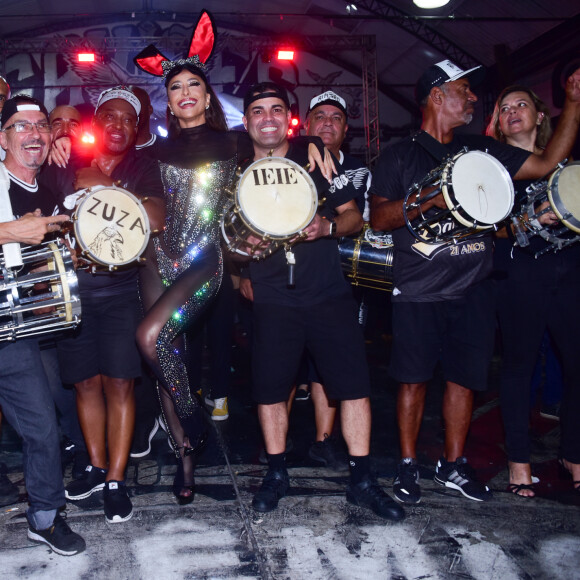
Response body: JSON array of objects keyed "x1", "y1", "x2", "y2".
[{"x1": 371, "y1": 60, "x2": 580, "y2": 506}]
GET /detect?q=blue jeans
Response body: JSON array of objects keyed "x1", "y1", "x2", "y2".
[{"x1": 0, "y1": 339, "x2": 65, "y2": 529}]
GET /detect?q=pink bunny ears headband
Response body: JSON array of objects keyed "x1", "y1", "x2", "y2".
[{"x1": 134, "y1": 10, "x2": 215, "y2": 80}]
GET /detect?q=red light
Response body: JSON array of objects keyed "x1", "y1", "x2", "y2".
[
  {"x1": 81, "y1": 133, "x2": 95, "y2": 144},
  {"x1": 287, "y1": 128, "x2": 294, "y2": 136},
  {"x1": 78, "y1": 53, "x2": 95, "y2": 63},
  {"x1": 291, "y1": 117, "x2": 299, "y2": 127},
  {"x1": 277, "y1": 50, "x2": 294, "y2": 61}
]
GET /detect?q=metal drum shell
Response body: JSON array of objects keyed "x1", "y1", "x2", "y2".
[
  {"x1": 338, "y1": 228, "x2": 393, "y2": 292},
  {"x1": 0, "y1": 242, "x2": 81, "y2": 341}
]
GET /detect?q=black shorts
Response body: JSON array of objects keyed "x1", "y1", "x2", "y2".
[
  {"x1": 251, "y1": 296, "x2": 371, "y2": 404},
  {"x1": 57, "y1": 292, "x2": 142, "y2": 384},
  {"x1": 389, "y1": 280, "x2": 495, "y2": 391}
]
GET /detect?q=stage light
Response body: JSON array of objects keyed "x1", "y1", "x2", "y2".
[
  {"x1": 157, "y1": 126, "x2": 168, "y2": 138},
  {"x1": 277, "y1": 50, "x2": 295, "y2": 61},
  {"x1": 413, "y1": 0, "x2": 450, "y2": 8},
  {"x1": 77, "y1": 53, "x2": 96, "y2": 63},
  {"x1": 288, "y1": 111, "x2": 300, "y2": 137},
  {"x1": 81, "y1": 132, "x2": 94, "y2": 144}
]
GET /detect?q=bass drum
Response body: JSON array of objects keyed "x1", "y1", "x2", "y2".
[
  {"x1": 0, "y1": 241, "x2": 81, "y2": 341},
  {"x1": 221, "y1": 157, "x2": 318, "y2": 259},
  {"x1": 339, "y1": 226, "x2": 393, "y2": 292}
]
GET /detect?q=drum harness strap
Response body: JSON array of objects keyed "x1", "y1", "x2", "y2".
[
  {"x1": 0, "y1": 162, "x2": 23, "y2": 269},
  {"x1": 411, "y1": 130, "x2": 452, "y2": 165}
]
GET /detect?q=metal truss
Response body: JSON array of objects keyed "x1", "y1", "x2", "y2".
[
  {"x1": 350, "y1": 0, "x2": 481, "y2": 69},
  {"x1": 1, "y1": 34, "x2": 379, "y2": 164}
]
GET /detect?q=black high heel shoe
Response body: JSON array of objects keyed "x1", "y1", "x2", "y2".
[
  {"x1": 172, "y1": 461, "x2": 195, "y2": 505},
  {"x1": 558, "y1": 458, "x2": 580, "y2": 494}
]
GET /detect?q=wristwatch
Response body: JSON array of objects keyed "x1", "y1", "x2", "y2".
[{"x1": 328, "y1": 220, "x2": 337, "y2": 238}]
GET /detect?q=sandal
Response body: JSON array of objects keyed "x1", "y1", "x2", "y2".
[
  {"x1": 507, "y1": 482, "x2": 536, "y2": 497},
  {"x1": 172, "y1": 461, "x2": 195, "y2": 505}
]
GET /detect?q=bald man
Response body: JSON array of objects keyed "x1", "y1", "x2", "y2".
[{"x1": 49, "y1": 105, "x2": 82, "y2": 144}]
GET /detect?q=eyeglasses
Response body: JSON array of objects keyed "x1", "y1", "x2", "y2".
[{"x1": 3, "y1": 121, "x2": 52, "y2": 133}]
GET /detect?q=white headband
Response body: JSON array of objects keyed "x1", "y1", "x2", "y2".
[{"x1": 96, "y1": 87, "x2": 141, "y2": 117}]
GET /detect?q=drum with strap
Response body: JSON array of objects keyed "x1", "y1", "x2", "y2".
[
  {"x1": 0, "y1": 241, "x2": 81, "y2": 341},
  {"x1": 338, "y1": 225, "x2": 393, "y2": 291},
  {"x1": 221, "y1": 157, "x2": 318, "y2": 259},
  {"x1": 519, "y1": 160, "x2": 580, "y2": 256},
  {"x1": 404, "y1": 149, "x2": 514, "y2": 244},
  {"x1": 71, "y1": 185, "x2": 150, "y2": 269}
]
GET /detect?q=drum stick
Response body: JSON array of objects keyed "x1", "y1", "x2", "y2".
[{"x1": 0, "y1": 162, "x2": 23, "y2": 269}]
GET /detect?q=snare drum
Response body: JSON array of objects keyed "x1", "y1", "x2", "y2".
[
  {"x1": 0, "y1": 242, "x2": 81, "y2": 341},
  {"x1": 404, "y1": 150, "x2": 514, "y2": 244},
  {"x1": 338, "y1": 226, "x2": 393, "y2": 291},
  {"x1": 221, "y1": 157, "x2": 318, "y2": 258},
  {"x1": 72, "y1": 185, "x2": 150, "y2": 268},
  {"x1": 521, "y1": 161, "x2": 580, "y2": 255}
]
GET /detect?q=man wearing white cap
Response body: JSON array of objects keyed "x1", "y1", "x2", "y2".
[
  {"x1": 303, "y1": 91, "x2": 371, "y2": 470},
  {"x1": 371, "y1": 60, "x2": 580, "y2": 506},
  {"x1": 42, "y1": 86, "x2": 164, "y2": 524},
  {"x1": 0, "y1": 94, "x2": 85, "y2": 555}
]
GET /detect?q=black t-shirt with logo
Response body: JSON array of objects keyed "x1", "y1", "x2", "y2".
[
  {"x1": 371, "y1": 132, "x2": 530, "y2": 302},
  {"x1": 248, "y1": 141, "x2": 358, "y2": 306}
]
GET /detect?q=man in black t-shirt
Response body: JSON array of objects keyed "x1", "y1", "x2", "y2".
[
  {"x1": 0, "y1": 95, "x2": 85, "y2": 556},
  {"x1": 42, "y1": 86, "x2": 164, "y2": 525},
  {"x1": 302, "y1": 90, "x2": 371, "y2": 470},
  {"x1": 371, "y1": 60, "x2": 580, "y2": 506},
  {"x1": 236, "y1": 82, "x2": 404, "y2": 521}
]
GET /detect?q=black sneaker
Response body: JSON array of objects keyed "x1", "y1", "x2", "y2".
[
  {"x1": 71, "y1": 449, "x2": 90, "y2": 481},
  {"x1": 294, "y1": 386, "x2": 310, "y2": 402},
  {"x1": 130, "y1": 417, "x2": 160, "y2": 458},
  {"x1": 434, "y1": 456, "x2": 492, "y2": 501},
  {"x1": 28, "y1": 513, "x2": 86, "y2": 556},
  {"x1": 104, "y1": 480, "x2": 133, "y2": 523},
  {"x1": 65, "y1": 465, "x2": 107, "y2": 500},
  {"x1": 347, "y1": 475, "x2": 405, "y2": 521},
  {"x1": 540, "y1": 403, "x2": 560, "y2": 421},
  {"x1": 393, "y1": 457, "x2": 421, "y2": 504},
  {"x1": 308, "y1": 437, "x2": 349, "y2": 472},
  {"x1": 252, "y1": 468, "x2": 290, "y2": 513}
]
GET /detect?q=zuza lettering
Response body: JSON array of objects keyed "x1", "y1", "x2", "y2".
[{"x1": 86, "y1": 197, "x2": 145, "y2": 235}]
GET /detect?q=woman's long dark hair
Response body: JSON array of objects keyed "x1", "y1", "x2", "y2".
[{"x1": 165, "y1": 63, "x2": 228, "y2": 138}]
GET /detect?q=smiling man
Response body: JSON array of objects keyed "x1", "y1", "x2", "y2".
[
  {"x1": 237, "y1": 82, "x2": 404, "y2": 522},
  {"x1": 49, "y1": 105, "x2": 82, "y2": 145},
  {"x1": 42, "y1": 86, "x2": 164, "y2": 525},
  {"x1": 0, "y1": 95, "x2": 84, "y2": 556}
]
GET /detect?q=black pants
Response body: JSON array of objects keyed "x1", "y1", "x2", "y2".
[{"x1": 497, "y1": 254, "x2": 580, "y2": 464}]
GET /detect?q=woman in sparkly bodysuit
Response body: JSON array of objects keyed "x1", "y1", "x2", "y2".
[{"x1": 134, "y1": 13, "x2": 244, "y2": 502}]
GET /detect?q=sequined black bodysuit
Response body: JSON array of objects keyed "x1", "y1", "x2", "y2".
[{"x1": 137, "y1": 125, "x2": 244, "y2": 461}]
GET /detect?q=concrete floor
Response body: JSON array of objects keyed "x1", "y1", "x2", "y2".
[{"x1": 1, "y1": 294, "x2": 579, "y2": 579}]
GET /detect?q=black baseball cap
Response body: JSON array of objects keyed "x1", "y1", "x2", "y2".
[
  {"x1": 1, "y1": 95, "x2": 49, "y2": 127},
  {"x1": 243, "y1": 82, "x2": 290, "y2": 113},
  {"x1": 415, "y1": 59, "x2": 485, "y2": 105}
]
